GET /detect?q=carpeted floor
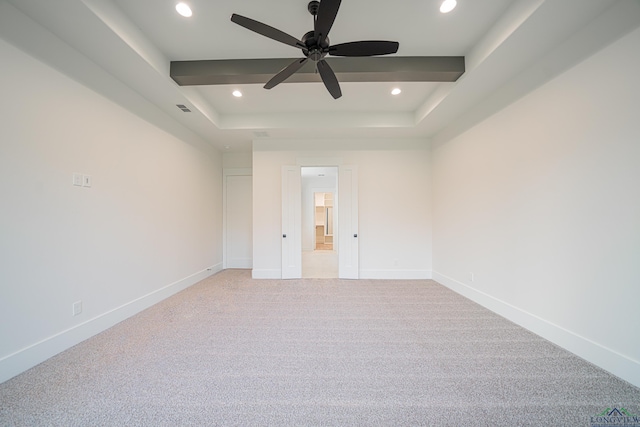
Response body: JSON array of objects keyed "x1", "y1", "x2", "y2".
[{"x1": 1, "y1": 269, "x2": 639, "y2": 426}]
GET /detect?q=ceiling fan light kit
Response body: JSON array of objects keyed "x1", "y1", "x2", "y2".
[{"x1": 230, "y1": 0, "x2": 400, "y2": 99}]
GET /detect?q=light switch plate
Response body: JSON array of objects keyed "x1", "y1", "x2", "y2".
[{"x1": 82, "y1": 175, "x2": 92, "y2": 187}]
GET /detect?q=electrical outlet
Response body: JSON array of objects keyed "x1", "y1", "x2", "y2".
[
  {"x1": 72, "y1": 300, "x2": 82, "y2": 316},
  {"x1": 72, "y1": 173, "x2": 83, "y2": 186}
]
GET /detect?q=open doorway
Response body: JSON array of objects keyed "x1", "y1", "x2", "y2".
[
  {"x1": 301, "y1": 167, "x2": 338, "y2": 278},
  {"x1": 314, "y1": 192, "x2": 333, "y2": 251}
]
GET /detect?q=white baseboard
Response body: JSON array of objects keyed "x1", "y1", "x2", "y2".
[
  {"x1": 252, "y1": 269, "x2": 281, "y2": 279},
  {"x1": 251, "y1": 269, "x2": 433, "y2": 280},
  {"x1": 432, "y1": 271, "x2": 640, "y2": 389},
  {"x1": 360, "y1": 269, "x2": 432, "y2": 280},
  {"x1": 0, "y1": 264, "x2": 222, "y2": 384},
  {"x1": 226, "y1": 258, "x2": 252, "y2": 269}
]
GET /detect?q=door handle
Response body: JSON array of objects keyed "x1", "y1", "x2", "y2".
[
  {"x1": 283, "y1": 234, "x2": 287, "y2": 238},
  {"x1": 353, "y1": 234, "x2": 358, "y2": 238}
]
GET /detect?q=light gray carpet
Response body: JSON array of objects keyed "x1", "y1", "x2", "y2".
[{"x1": 1, "y1": 269, "x2": 639, "y2": 426}]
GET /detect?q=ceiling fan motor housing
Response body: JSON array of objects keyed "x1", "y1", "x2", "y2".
[{"x1": 302, "y1": 30, "x2": 329, "y2": 61}]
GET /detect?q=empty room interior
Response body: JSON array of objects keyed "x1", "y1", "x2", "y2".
[{"x1": 1, "y1": 0, "x2": 640, "y2": 424}]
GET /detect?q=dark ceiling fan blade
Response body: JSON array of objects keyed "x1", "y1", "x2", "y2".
[
  {"x1": 231, "y1": 14, "x2": 305, "y2": 49},
  {"x1": 264, "y1": 58, "x2": 309, "y2": 89},
  {"x1": 329, "y1": 41, "x2": 399, "y2": 57},
  {"x1": 314, "y1": 0, "x2": 341, "y2": 41},
  {"x1": 317, "y1": 59, "x2": 342, "y2": 99}
]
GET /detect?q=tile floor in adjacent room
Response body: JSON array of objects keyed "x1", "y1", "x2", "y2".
[{"x1": 302, "y1": 249, "x2": 338, "y2": 278}]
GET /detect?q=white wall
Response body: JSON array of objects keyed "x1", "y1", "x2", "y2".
[
  {"x1": 252, "y1": 141, "x2": 432, "y2": 279},
  {"x1": 223, "y1": 152, "x2": 252, "y2": 169},
  {"x1": 0, "y1": 38, "x2": 223, "y2": 383},
  {"x1": 431, "y1": 27, "x2": 640, "y2": 387}
]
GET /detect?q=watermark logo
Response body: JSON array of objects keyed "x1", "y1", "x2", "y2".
[{"x1": 590, "y1": 407, "x2": 640, "y2": 427}]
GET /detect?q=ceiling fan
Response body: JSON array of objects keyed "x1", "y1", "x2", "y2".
[{"x1": 231, "y1": 0, "x2": 400, "y2": 99}]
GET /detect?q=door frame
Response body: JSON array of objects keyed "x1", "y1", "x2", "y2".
[{"x1": 282, "y1": 159, "x2": 358, "y2": 279}]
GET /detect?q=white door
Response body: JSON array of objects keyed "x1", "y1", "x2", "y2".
[
  {"x1": 338, "y1": 165, "x2": 359, "y2": 279},
  {"x1": 282, "y1": 166, "x2": 301, "y2": 278},
  {"x1": 225, "y1": 175, "x2": 252, "y2": 268}
]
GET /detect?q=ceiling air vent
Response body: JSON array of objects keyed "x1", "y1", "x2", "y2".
[{"x1": 176, "y1": 104, "x2": 191, "y2": 112}]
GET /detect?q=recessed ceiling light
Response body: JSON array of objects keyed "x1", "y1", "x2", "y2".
[
  {"x1": 232, "y1": 90, "x2": 243, "y2": 97},
  {"x1": 391, "y1": 88, "x2": 402, "y2": 95},
  {"x1": 440, "y1": 0, "x2": 457, "y2": 13},
  {"x1": 176, "y1": 3, "x2": 192, "y2": 17}
]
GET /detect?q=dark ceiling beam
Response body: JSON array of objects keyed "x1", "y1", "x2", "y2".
[{"x1": 170, "y1": 56, "x2": 465, "y2": 86}]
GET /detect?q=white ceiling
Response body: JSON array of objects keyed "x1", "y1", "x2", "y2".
[
  {"x1": 114, "y1": 0, "x2": 512, "y2": 59},
  {"x1": 2, "y1": 0, "x2": 638, "y2": 152}
]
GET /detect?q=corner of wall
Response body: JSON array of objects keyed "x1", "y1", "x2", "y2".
[
  {"x1": 432, "y1": 271, "x2": 640, "y2": 389},
  {"x1": 0, "y1": 265, "x2": 222, "y2": 384}
]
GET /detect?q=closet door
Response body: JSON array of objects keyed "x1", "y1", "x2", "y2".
[
  {"x1": 281, "y1": 166, "x2": 301, "y2": 279},
  {"x1": 338, "y1": 165, "x2": 358, "y2": 279},
  {"x1": 225, "y1": 174, "x2": 252, "y2": 268}
]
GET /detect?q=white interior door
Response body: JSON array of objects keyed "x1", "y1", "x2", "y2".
[
  {"x1": 225, "y1": 174, "x2": 252, "y2": 268},
  {"x1": 338, "y1": 165, "x2": 359, "y2": 279},
  {"x1": 282, "y1": 166, "x2": 301, "y2": 278}
]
